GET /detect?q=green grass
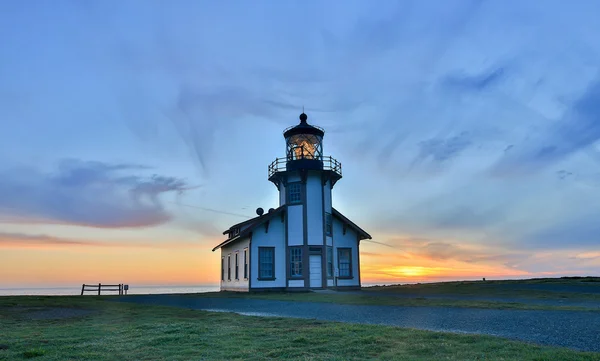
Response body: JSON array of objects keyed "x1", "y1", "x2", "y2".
[
  {"x1": 365, "y1": 277, "x2": 600, "y2": 300},
  {"x1": 0, "y1": 296, "x2": 598, "y2": 360},
  {"x1": 185, "y1": 291, "x2": 599, "y2": 312}
]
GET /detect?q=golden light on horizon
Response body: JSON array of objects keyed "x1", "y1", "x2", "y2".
[{"x1": 386, "y1": 266, "x2": 435, "y2": 277}]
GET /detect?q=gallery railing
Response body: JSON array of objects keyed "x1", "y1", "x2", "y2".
[{"x1": 268, "y1": 155, "x2": 342, "y2": 178}]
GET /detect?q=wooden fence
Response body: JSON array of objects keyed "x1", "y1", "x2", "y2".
[{"x1": 81, "y1": 283, "x2": 128, "y2": 296}]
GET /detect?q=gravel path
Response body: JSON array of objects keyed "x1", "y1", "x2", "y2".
[
  {"x1": 354, "y1": 291, "x2": 600, "y2": 309},
  {"x1": 119, "y1": 295, "x2": 600, "y2": 352}
]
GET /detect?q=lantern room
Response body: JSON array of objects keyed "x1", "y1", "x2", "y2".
[
  {"x1": 268, "y1": 112, "x2": 342, "y2": 188},
  {"x1": 283, "y1": 113, "x2": 325, "y2": 162}
]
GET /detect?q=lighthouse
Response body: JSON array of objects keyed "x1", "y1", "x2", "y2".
[{"x1": 213, "y1": 113, "x2": 371, "y2": 291}]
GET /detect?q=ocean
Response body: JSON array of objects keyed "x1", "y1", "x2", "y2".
[{"x1": 0, "y1": 285, "x2": 220, "y2": 296}]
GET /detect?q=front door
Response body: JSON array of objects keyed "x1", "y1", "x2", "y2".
[{"x1": 309, "y1": 255, "x2": 322, "y2": 288}]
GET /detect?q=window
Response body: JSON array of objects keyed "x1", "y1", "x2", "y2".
[
  {"x1": 258, "y1": 247, "x2": 275, "y2": 279},
  {"x1": 243, "y1": 248, "x2": 248, "y2": 279},
  {"x1": 235, "y1": 252, "x2": 239, "y2": 280},
  {"x1": 290, "y1": 247, "x2": 303, "y2": 277},
  {"x1": 287, "y1": 182, "x2": 301, "y2": 204},
  {"x1": 221, "y1": 257, "x2": 225, "y2": 281},
  {"x1": 337, "y1": 248, "x2": 352, "y2": 278},
  {"x1": 325, "y1": 213, "x2": 332, "y2": 236},
  {"x1": 227, "y1": 254, "x2": 231, "y2": 281},
  {"x1": 326, "y1": 247, "x2": 333, "y2": 278}
]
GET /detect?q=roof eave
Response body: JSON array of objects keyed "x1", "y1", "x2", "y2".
[
  {"x1": 211, "y1": 235, "x2": 241, "y2": 252},
  {"x1": 332, "y1": 207, "x2": 372, "y2": 241},
  {"x1": 212, "y1": 206, "x2": 286, "y2": 251}
]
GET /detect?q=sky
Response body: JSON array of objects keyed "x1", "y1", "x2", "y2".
[{"x1": 1, "y1": 0, "x2": 599, "y2": 287}]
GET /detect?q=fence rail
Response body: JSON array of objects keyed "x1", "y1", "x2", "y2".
[
  {"x1": 268, "y1": 155, "x2": 342, "y2": 178},
  {"x1": 81, "y1": 283, "x2": 128, "y2": 296}
]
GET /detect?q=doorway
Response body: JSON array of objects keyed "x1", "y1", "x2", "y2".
[{"x1": 309, "y1": 255, "x2": 322, "y2": 288}]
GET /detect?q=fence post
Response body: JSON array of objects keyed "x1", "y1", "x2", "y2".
[
  {"x1": 81, "y1": 284, "x2": 85, "y2": 296},
  {"x1": 98, "y1": 283, "x2": 101, "y2": 296}
]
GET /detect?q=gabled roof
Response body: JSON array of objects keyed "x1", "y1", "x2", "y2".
[
  {"x1": 212, "y1": 206, "x2": 285, "y2": 252},
  {"x1": 332, "y1": 208, "x2": 372, "y2": 240},
  {"x1": 222, "y1": 216, "x2": 259, "y2": 235}
]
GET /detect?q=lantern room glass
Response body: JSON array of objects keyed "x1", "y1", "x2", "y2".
[{"x1": 286, "y1": 134, "x2": 323, "y2": 161}]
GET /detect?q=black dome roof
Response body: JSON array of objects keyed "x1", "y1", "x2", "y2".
[{"x1": 283, "y1": 113, "x2": 325, "y2": 138}]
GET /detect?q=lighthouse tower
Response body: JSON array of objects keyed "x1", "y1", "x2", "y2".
[
  {"x1": 213, "y1": 112, "x2": 371, "y2": 292},
  {"x1": 267, "y1": 112, "x2": 342, "y2": 288}
]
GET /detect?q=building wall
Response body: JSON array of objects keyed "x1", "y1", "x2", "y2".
[
  {"x1": 279, "y1": 181, "x2": 286, "y2": 206},
  {"x1": 306, "y1": 173, "x2": 323, "y2": 245},
  {"x1": 332, "y1": 217, "x2": 360, "y2": 287},
  {"x1": 288, "y1": 279, "x2": 305, "y2": 288},
  {"x1": 287, "y1": 205, "x2": 303, "y2": 246},
  {"x1": 251, "y1": 216, "x2": 286, "y2": 289},
  {"x1": 220, "y1": 237, "x2": 250, "y2": 292}
]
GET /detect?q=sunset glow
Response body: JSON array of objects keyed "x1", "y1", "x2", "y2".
[{"x1": 2, "y1": 1, "x2": 600, "y2": 290}]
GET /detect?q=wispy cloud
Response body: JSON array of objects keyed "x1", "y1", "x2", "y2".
[
  {"x1": 411, "y1": 131, "x2": 473, "y2": 167},
  {"x1": 0, "y1": 159, "x2": 195, "y2": 228},
  {"x1": 440, "y1": 67, "x2": 506, "y2": 93},
  {"x1": 491, "y1": 79, "x2": 600, "y2": 175},
  {"x1": 0, "y1": 232, "x2": 205, "y2": 249}
]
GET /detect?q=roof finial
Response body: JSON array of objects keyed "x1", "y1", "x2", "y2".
[{"x1": 299, "y1": 110, "x2": 308, "y2": 124}]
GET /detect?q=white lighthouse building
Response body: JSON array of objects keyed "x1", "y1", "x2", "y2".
[{"x1": 212, "y1": 113, "x2": 371, "y2": 291}]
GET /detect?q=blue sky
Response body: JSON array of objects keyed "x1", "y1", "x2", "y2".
[{"x1": 1, "y1": 0, "x2": 599, "y2": 285}]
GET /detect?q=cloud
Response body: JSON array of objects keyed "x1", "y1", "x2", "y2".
[
  {"x1": 440, "y1": 67, "x2": 506, "y2": 93},
  {"x1": 522, "y1": 214, "x2": 600, "y2": 250},
  {"x1": 411, "y1": 131, "x2": 472, "y2": 166},
  {"x1": 0, "y1": 232, "x2": 205, "y2": 249},
  {"x1": 491, "y1": 79, "x2": 600, "y2": 175},
  {"x1": 0, "y1": 159, "x2": 195, "y2": 228},
  {"x1": 0, "y1": 232, "x2": 105, "y2": 247},
  {"x1": 415, "y1": 241, "x2": 528, "y2": 267}
]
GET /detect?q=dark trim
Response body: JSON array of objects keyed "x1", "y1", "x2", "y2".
[
  {"x1": 257, "y1": 246, "x2": 275, "y2": 280},
  {"x1": 243, "y1": 247, "x2": 249, "y2": 281},
  {"x1": 337, "y1": 247, "x2": 353, "y2": 279},
  {"x1": 309, "y1": 246, "x2": 322, "y2": 254},
  {"x1": 325, "y1": 212, "x2": 332, "y2": 237},
  {"x1": 357, "y1": 234, "x2": 362, "y2": 287},
  {"x1": 221, "y1": 256, "x2": 225, "y2": 282},
  {"x1": 248, "y1": 233, "x2": 252, "y2": 289},
  {"x1": 227, "y1": 254, "x2": 231, "y2": 281},
  {"x1": 235, "y1": 251, "x2": 239, "y2": 281},
  {"x1": 265, "y1": 220, "x2": 270, "y2": 233}
]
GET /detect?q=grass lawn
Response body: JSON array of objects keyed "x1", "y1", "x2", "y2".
[
  {"x1": 1, "y1": 296, "x2": 599, "y2": 360},
  {"x1": 366, "y1": 277, "x2": 600, "y2": 299},
  {"x1": 185, "y1": 291, "x2": 599, "y2": 312},
  {"x1": 183, "y1": 277, "x2": 600, "y2": 312}
]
